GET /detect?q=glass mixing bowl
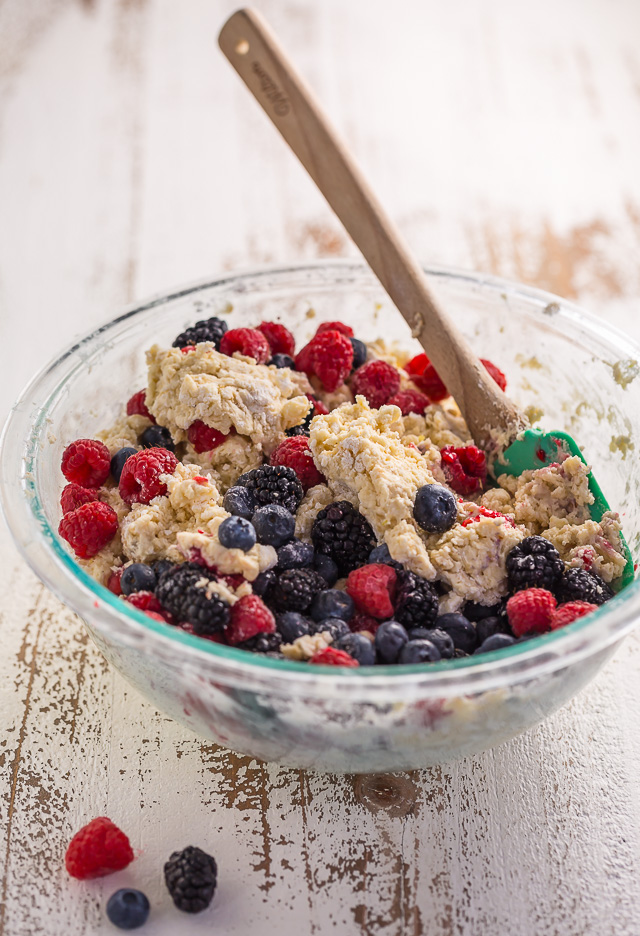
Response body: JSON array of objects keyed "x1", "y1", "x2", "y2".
[{"x1": 2, "y1": 261, "x2": 640, "y2": 773}]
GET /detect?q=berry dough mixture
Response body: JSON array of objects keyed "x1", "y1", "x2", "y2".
[{"x1": 57, "y1": 316, "x2": 628, "y2": 666}]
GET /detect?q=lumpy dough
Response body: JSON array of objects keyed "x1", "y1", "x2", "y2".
[
  {"x1": 183, "y1": 434, "x2": 264, "y2": 491},
  {"x1": 96, "y1": 413, "x2": 152, "y2": 455},
  {"x1": 294, "y1": 484, "x2": 335, "y2": 543},
  {"x1": 497, "y1": 455, "x2": 593, "y2": 534},
  {"x1": 542, "y1": 511, "x2": 627, "y2": 582}
]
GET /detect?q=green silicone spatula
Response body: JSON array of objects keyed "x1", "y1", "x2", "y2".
[{"x1": 219, "y1": 8, "x2": 634, "y2": 591}]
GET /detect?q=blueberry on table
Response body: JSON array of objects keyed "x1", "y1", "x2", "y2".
[
  {"x1": 374, "y1": 620, "x2": 409, "y2": 663},
  {"x1": 413, "y1": 483, "x2": 457, "y2": 533},
  {"x1": 435, "y1": 613, "x2": 478, "y2": 654},
  {"x1": 218, "y1": 516, "x2": 257, "y2": 552},
  {"x1": 276, "y1": 611, "x2": 311, "y2": 642},
  {"x1": 140, "y1": 424, "x2": 175, "y2": 452},
  {"x1": 310, "y1": 588, "x2": 355, "y2": 623},
  {"x1": 474, "y1": 633, "x2": 516, "y2": 654},
  {"x1": 106, "y1": 889, "x2": 150, "y2": 930},
  {"x1": 252, "y1": 504, "x2": 295, "y2": 547},
  {"x1": 335, "y1": 632, "x2": 376, "y2": 665},
  {"x1": 110, "y1": 447, "x2": 137, "y2": 484},
  {"x1": 223, "y1": 485, "x2": 257, "y2": 520},
  {"x1": 398, "y1": 639, "x2": 441, "y2": 664},
  {"x1": 120, "y1": 563, "x2": 156, "y2": 596},
  {"x1": 277, "y1": 539, "x2": 314, "y2": 570}
]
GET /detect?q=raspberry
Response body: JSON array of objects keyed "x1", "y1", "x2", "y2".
[
  {"x1": 309, "y1": 646, "x2": 359, "y2": 667},
  {"x1": 461, "y1": 506, "x2": 515, "y2": 528},
  {"x1": 348, "y1": 612, "x2": 381, "y2": 635},
  {"x1": 308, "y1": 395, "x2": 329, "y2": 416},
  {"x1": 405, "y1": 354, "x2": 448, "y2": 402},
  {"x1": 270, "y1": 436, "x2": 325, "y2": 491},
  {"x1": 481, "y1": 359, "x2": 507, "y2": 392},
  {"x1": 60, "y1": 482, "x2": 99, "y2": 515},
  {"x1": 557, "y1": 568, "x2": 613, "y2": 606},
  {"x1": 127, "y1": 590, "x2": 166, "y2": 616},
  {"x1": 164, "y1": 845, "x2": 217, "y2": 914},
  {"x1": 107, "y1": 568, "x2": 123, "y2": 595},
  {"x1": 506, "y1": 536, "x2": 564, "y2": 592},
  {"x1": 440, "y1": 445, "x2": 487, "y2": 496},
  {"x1": 387, "y1": 389, "x2": 430, "y2": 415},
  {"x1": 126, "y1": 389, "x2": 155, "y2": 422},
  {"x1": 58, "y1": 501, "x2": 118, "y2": 559},
  {"x1": 346, "y1": 564, "x2": 398, "y2": 619},
  {"x1": 306, "y1": 329, "x2": 354, "y2": 392},
  {"x1": 506, "y1": 588, "x2": 557, "y2": 637},
  {"x1": 351, "y1": 360, "x2": 401, "y2": 409},
  {"x1": 61, "y1": 438, "x2": 111, "y2": 488},
  {"x1": 219, "y1": 327, "x2": 270, "y2": 364},
  {"x1": 65, "y1": 817, "x2": 134, "y2": 880},
  {"x1": 172, "y1": 316, "x2": 228, "y2": 350},
  {"x1": 272, "y1": 569, "x2": 327, "y2": 613},
  {"x1": 119, "y1": 447, "x2": 178, "y2": 505},
  {"x1": 393, "y1": 571, "x2": 439, "y2": 630},
  {"x1": 257, "y1": 321, "x2": 295, "y2": 356},
  {"x1": 187, "y1": 420, "x2": 230, "y2": 453},
  {"x1": 294, "y1": 342, "x2": 315, "y2": 376},
  {"x1": 315, "y1": 320, "x2": 354, "y2": 338},
  {"x1": 551, "y1": 600, "x2": 598, "y2": 630},
  {"x1": 311, "y1": 501, "x2": 377, "y2": 575},
  {"x1": 226, "y1": 595, "x2": 276, "y2": 645}
]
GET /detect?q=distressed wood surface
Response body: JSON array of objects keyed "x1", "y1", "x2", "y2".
[{"x1": 2, "y1": 1, "x2": 640, "y2": 933}]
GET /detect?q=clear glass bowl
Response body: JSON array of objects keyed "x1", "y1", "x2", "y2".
[{"x1": 3, "y1": 261, "x2": 640, "y2": 773}]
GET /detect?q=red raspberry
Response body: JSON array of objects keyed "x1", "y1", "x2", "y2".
[
  {"x1": 146, "y1": 611, "x2": 168, "y2": 623},
  {"x1": 294, "y1": 343, "x2": 315, "y2": 376},
  {"x1": 126, "y1": 389, "x2": 155, "y2": 422},
  {"x1": 440, "y1": 445, "x2": 487, "y2": 496},
  {"x1": 308, "y1": 394, "x2": 329, "y2": 416},
  {"x1": 351, "y1": 360, "x2": 401, "y2": 409},
  {"x1": 118, "y1": 447, "x2": 178, "y2": 505},
  {"x1": 126, "y1": 591, "x2": 165, "y2": 615},
  {"x1": 550, "y1": 600, "x2": 598, "y2": 630},
  {"x1": 65, "y1": 817, "x2": 134, "y2": 880},
  {"x1": 107, "y1": 568, "x2": 124, "y2": 595},
  {"x1": 387, "y1": 389, "x2": 430, "y2": 415},
  {"x1": 226, "y1": 595, "x2": 275, "y2": 645},
  {"x1": 60, "y1": 482, "x2": 99, "y2": 515},
  {"x1": 461, "y1": 506, "x2": 515, "y2": 528},
  {"x1": 187, "y1": 420, "x2": 230, "y2": 453},
  {"x1": 301, "y1": 329, "x2": 354, "y2": 392},
  {"x1": 404, "y1": 354, "x2": 448, "y2": 402},
  {"x1": 348, "y1": 612, "x2": 381, "y2": 635},
  {"x1": 270, "y1": 436, "x2": 325, "y2": 491},
  {"x1": 219, "y1": 327, "x2": 271, "y2": 364},
  {"x1": 309, "y1": 646, "x2": 359, "y2": 667},
  {"x1": 346, "y1": 563, "x2": 397, "y2": 619},
  {"x1": 258, "y1": 321, "x2": 295, "y2": 356},
  {"x1": 58, "y1": 501, "x2": 118, "y2": 559},
  {"x1": 61, "y1": 439, "x2": 111, "y2": 488},
  {"x1": 315, "y1": 320, "x2": 354, "y2": 338},
  {"x1": 506, "y1": 588, "x2": 557, "y2": 637},
  {"x1": 481, "y1": 359, "x2": 507, "y2": 392}
]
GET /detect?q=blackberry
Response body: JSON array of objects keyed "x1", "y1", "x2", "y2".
[
  {"x1": 164, "y1": 845, "x2": 217, "y2": 914},
  {"x1": 557, "y1": 568, "x2": 614, "y2": 606},
  {"x1": 394, "y1": 571, "x2": 439, "y2": 630},
  {"x1": 286, "y1": 410, "x2": 313, "y2": 437},
  {"x1": 506, "y1": 536, "x2": 564, "y2": 592},
  {"x1": 236, "y1": 465, "x2": 303, "y2": 513},
  {"x1": 239, "y1": 631, "x2": 283, "y2": 653},
  {"x1": 172, "y1": 316, "x2": 228, "y2": 350},
  {"x1": 156, "y1": 563, "x2": 230, "y2": 635},
  {"x1": 181, "y1": 584, "x2": 231, "y2": 637},
  {"x1": 271, "y1": 568, "x2": 326, "y2": 612},
  {"x1": 311, "y1": 501, "x2": 376, "y2": 575}
]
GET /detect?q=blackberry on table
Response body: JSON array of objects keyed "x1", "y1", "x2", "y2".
[
  {"x1": 237, "y1": 465, "x2": 303, "y2": 513},
  {"x1": 164, "y1": 845, "x2": 217, "y2": 914},
  {"x1": 506, "y1": 536, "x2": 564, "y2": 592},
  {"x1": 271, "y1": 568, "x2": 327, "y2": 613},
  {"x1": 172, "y1": 316, "x2": 228, "y2": 350},
  {"x1": 557, "y1": 568, "x2": 614, "y2": 606},
  {"x1": 393, "y1": 571, "x2": 439, "y2": 630},
  {"x1": 311, "y1": 501, "x2": 376, "y2": 575}
]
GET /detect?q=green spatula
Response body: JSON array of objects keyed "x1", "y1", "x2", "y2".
[{"x1": 219, "y1": 8, "x2": 634, "y2": 592}]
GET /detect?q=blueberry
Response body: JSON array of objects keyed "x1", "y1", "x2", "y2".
[
  {"x1": 152, "y1": 559, "x2": 174, "y2": 579},
  {"x1": 140, "y1": 424, "x2": 175, "y2": 452},
  {"x1": 106, "y1": 888, "x2": 150, "y2": 930},
  {"x1": 350, "y1": 337, "x2": 367, "y2": 371},
  {"x1": 252, "y1": 569, "x2": 277, "y2": 598},
  {"x1": 310, "y1": 617, "x2": 350, "y2": 640},
  {"x1": 335, "y1": 632, "x2": 376, "y2": 665},
  {"x1": 276, "y1": 611, "x2": 311, "y2": 642},
  {"x1": 463, "y1": 600, "x2": 506, "y2": 623},
  {"x1": 223, "y1": 485, "x2": 256, "y2": 520},
  {"x1": 278, "y1": 539, "x2": 314, "y2": 570},
  {"x1": 310, "y1": 589, "x2": 354, "y2": 623},
  {"x1": 374, "y1": 620, "x2": 409, "y2": 663},
  {"x1": 270, "y1": 353, "x2": 295, "y2": 369},
  {"x1": 412, "y1": 627, "x2": 454, "y2": 659},
  {"x1": 120, "y1": 563, "x2": 156, "y2": 596},
  {"x1": 252, "y1": 505, "x2": 295, "y2": 547},
  {"x1": 110, "y1": 447, "x2": 137, "y2": 484},
  {"x1": 368, "y1": 543, "x2": 403, "y2": 571},
  {"x1": 475, "y1": 615, "x2": 511, "y2": 645},
  {"x1": 398, "y1": 639, "x2": 441, "y2": 664},
  {"x1": 218, "y1": 516, "x2": 257, "y2": 552},
  {"x1": 474, "y1": 633, "x2": 516, "y2": 654},
  {"x1": 413, "y1": 484, "x2": 457, "y2": 534},
  {"x1": 435, "y1": 613, "x2": 477, "y2": 653},
  {"x1": 313, "y1": 553, "x2": 339, "y2": 587}
]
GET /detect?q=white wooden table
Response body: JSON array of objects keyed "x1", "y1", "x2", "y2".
[{"x1": 2, "y1": 1, "x2": 640, "y2": 933}]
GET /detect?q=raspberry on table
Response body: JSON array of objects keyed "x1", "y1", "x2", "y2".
[
  {"x1": 303, "y1": 329, "x2": 354, "y2": 392},
  {"x1": 394, "y1": 571, "x2": 439, "y2": 630},
  {"x1": 65, "y1": 817, "x2": 134, "y2": 880},
  {"x1": 270, "y1": 436, "x2": 325, "y2": 490},
  {"x1": 126, "y1": 389, "x2": 155, "y2": 422},
  {"x1": 219, "y1": 327, "x2": 271, "y2": 363},
  {"x1": 118, "y1": 447, "x2": 178, "y2": 505},
  {"x1": 309, "y1": 646, "x2": 359, "y2": 667},
  {"x1": 506, "y1": 587, "x2": 557, "y2": 636},
  {"x1": 61, "y1": 438, "x2": 111, "y2": 488},
  {"x1": 387, "y1": 389, "x2": 430, "y2": 415},
  {"x1": 258, "y1": 321, "x2": 295, "y2": 356},
  {"x1": 404, "y1": 353, "x2": 448, "y2": 402},
  {"x1": 172, "y1": 315, "x2": 228, "y2": 350},
  {"x1": 440, "y1": 445, "x2": 487, "y2": 496},
  {"x1": 351, "y1": 359, "x2": 401, "y2": 409},
  {"x1": 60, "y1": 482, "x2": 99, "y2": 515},
  {"x1": 557, "y1": 568, "x2": 614, "y2": 606},
  {"x1": 226, "y1": 594, "x2": 276, "y2": 645},
  {"x1": 481, "y1": 358, "x2": 507, "y2": 392},
  {"x1": 58, "y1": 501, "x2": 118, "y2": 559},
  {"x1": 271, "y1": 568, "x2": 327, "y2": 613},
  {"x1": 346, "y1": 564, "x2": 398, "y2": 619},
  {"x1": 294, "y1": 341, "x2": 315, "y2": 377},
  {"x1": 315, "y1": 320, "x2": 354, "y2": 338},
  {"x1": 550, "y1": 600, "x2": 599, "y2": 630},
  {"x1": 164, "y1": 845, "x2": 217, "y2": 914},
  {"x1": 187, "y1": 420, "x2": 230, "y2": 453},
  {"x1": 311, "y1": 501, "x2": 377, "y2": 575},
  {"x1": 236, "y1": 464, "x2": 303, "y2": 513},
  {"x1": 506, "y1": 536, "x2": 564, "y2": 593}
]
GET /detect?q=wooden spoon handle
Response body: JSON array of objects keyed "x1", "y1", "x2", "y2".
[{"x1": 218, "y1": 8, "x2": 527, "y2": 452}]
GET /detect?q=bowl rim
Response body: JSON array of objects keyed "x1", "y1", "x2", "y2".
[{"x1": 2, "y1": 258, "x2": 639, "y2": 696}]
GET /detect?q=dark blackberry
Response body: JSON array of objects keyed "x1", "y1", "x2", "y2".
[
  {"x1": 393, "y1": 571, "x2": 439, "y2": 630},
  {"x1": 164, "y1": 845, "x2": 217, "y2": 914},
  {"x1": 156, "y1": 563, "x2": 212, "y2": 617},
  {"x1": 557, "y1": 568, "x2": 614, "y2": 606},
  {"x1": 506, "y1": 536, "x2": 564, "y2": 592},
  {"x1": 236, "y1": 465, "x2": 303, "y2": 513},
  {"x1": 239, "y1": 631, "x2": 283, "y2": 653},
  {"x1": 271, "y1": 568, "x2": 326, "y2": 612},
  {"x1": 156, "y1": 563, "x2": 230, "y2": 635},
  {"x1": 172, "y1": 316, "x2": 228, "y2": 350},
  {"x1": 286, "y1": 411, "x2": 313, "y2": 437},
  {"x1": 311, "y1": 500, "x2": 376, "y2": 575}
]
